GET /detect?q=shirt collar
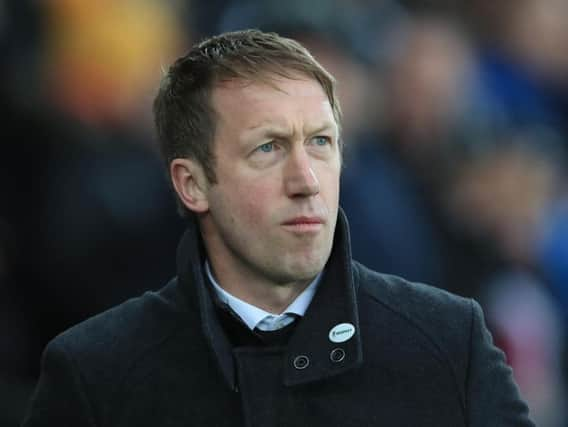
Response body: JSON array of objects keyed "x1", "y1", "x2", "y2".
[{"x1": 205, "y1": 261, "x2": 321, "y2": 331}]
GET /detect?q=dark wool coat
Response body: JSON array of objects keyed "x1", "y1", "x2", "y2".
[{"x1": 23, "y1": 211, "x2": 534, "y2": 426}]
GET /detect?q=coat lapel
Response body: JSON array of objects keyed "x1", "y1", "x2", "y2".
[
  {"x1": 176, "y1": 214, "x2": 238, "y2": 390},
  {"x1": 283, "y1": 208, "x2": 363, "y2": 386},
  {"x1": 176, "y1": 208, "x2": 362, "y2": 390}
]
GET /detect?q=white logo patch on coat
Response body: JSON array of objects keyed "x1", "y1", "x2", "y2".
[{"x1": 328, "y1": 323, "x2": 356, "y2": 343}]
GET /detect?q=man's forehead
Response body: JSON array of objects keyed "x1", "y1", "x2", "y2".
[{"x1": 213, "y1": 81, "x2": 335, "y2": 132}]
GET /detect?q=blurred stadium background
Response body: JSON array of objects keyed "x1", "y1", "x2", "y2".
[{"x1": 1, "y1": 0, "x2": 568, "y2": 425}]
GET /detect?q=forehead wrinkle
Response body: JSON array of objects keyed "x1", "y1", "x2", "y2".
[
  {"x1": 303, "y1": 119, "x2": 337, "y2": 136},
  {"x1": 243, "y1": 122, "x2": 297, "y2": 143},
  {"x1": 246, "y1": 108, "x2": 337, "y2": 142},
  {"x1": 214, "y1": 77, "x2": 336, "y2": 143},
  {"x1": 246, "y1": 116, "x2": 289, "y2": 132}
]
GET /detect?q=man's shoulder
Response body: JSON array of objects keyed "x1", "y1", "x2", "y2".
[
  {"x1": 354, "y1": 261, "x2": 471, "y2": 306},
  {"x1": 47, "y1": 278, "x2": 189, "y2": 369},
  {"x1": 353, "y1": 261, "x2": 475, "y2": 344}
]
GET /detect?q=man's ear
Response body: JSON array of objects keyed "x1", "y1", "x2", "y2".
[{"x1": 170, "y1": 158, "x2": 210, "y2": 214}]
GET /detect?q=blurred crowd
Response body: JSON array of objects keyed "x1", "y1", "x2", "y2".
[{"x1": 1, "y1": 0, "x2": 568, "y2": 425}]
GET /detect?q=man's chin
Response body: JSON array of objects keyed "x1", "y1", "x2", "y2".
[{"x1": 272, "y1": 259, "x2": 327, "y2": 286}]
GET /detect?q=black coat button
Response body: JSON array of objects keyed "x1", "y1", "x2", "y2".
[
  {"x1": 293, "y1": 355, "x2": 310, "y2": 370},
  {"x1": 330, "y1": 348, "x2": 345, "y2": 363}
]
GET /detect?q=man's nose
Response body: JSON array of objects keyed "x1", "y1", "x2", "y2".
[{"x1": 284, "y1": 148, "x2": 320, "y2": 198}]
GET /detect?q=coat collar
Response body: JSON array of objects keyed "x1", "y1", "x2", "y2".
[{"x1": 176, "y1": 208, "x2": 362, "y2": 390}]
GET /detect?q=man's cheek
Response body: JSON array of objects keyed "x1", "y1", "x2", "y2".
[{"x1": 241, "y1": 186, "x2": 275, "y2": 224}]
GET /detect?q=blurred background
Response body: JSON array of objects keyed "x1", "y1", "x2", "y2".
[{"x1": 1, "y1": 0, "x2": 568, "y2": 425}]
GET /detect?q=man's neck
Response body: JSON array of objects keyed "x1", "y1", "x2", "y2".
[{"x1": 206, "y1": 256, "x2": 313, "y2": 315}]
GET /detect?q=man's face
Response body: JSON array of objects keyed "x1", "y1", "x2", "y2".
[{"x1": 201, "y1": 76, "x2": 341, "y2": 287}]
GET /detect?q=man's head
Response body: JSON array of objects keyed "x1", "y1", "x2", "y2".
[
  {"x1": 154, "y1": 29, "x2": 342, "y2": 192},
  {"x1": 154, "y1": 29, "x2": 342, "y2": 297}
]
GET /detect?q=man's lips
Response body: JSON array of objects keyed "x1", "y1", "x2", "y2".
[
  {"x1": 281, "y1": 216, "x2": 325, "y2": 226},
  {"x1": 281, "y1": 216, "x2": 325, "y2": 234}
]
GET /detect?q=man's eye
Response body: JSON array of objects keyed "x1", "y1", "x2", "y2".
[
  {"x1": 258, "y1": 142, "x2": 275, "y2": 153},
  {"x1": 312, "y1": 136, "x2": 330, "y2": 146}
]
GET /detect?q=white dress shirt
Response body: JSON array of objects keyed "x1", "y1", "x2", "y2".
[{"x1": 205, "y1": 261, "x2": 321, "y2": 331}]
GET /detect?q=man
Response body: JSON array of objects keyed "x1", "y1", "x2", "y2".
[{"x1": 23, "y1": 29, "x2": 534, "y2": 426}]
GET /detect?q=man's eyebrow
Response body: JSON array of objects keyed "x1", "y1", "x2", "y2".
[
  {"x1": 244, "y1": 124, "x2": 291, "y2": 140},
  {"x1": 244, "y1": 121, "x2": 337, "y2": 139}
]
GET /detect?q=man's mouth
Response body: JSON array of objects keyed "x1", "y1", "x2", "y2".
[{"x1": 281, "y1": 216, "x2": 325, "y2": 233}]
